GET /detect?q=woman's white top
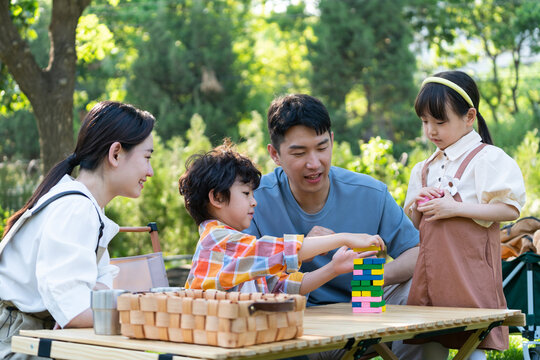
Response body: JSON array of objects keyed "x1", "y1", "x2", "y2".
[
  {"x1": 405, "y1": 130, "x2": 526, "y2": 227},
  {"x1": 0, "y1": 175, "x2": 119, "y2": 327}
]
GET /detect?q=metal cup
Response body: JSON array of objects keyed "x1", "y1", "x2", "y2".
[{"x1": 90, "y1": 289, "x2": 127, "y2": 335}]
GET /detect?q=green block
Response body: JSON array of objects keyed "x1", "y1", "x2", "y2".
[
  {"x1": 370, "y1": 300, "x2": 386, "y2": 308},
  {"x1": 351, "y1": 286, "x2": 383, "y2": 292},
  {"x1": 353, "y1": 264, "x2": 384, "y2": 270}
]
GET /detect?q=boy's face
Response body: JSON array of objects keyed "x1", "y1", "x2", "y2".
[
  {"x1": 268, "y1": 125, "x2": 333, "y2": 208},
  {"x1": 213, "y1": 179, "x2": 257, "y2": 231}
]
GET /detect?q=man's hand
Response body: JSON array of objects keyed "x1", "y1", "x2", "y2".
[{"x1": 306, "y1": 225, "x2": 335, "y2": 237}]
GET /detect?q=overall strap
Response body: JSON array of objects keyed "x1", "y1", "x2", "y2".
[
  {"x1": 454, "y1": 143, "x2": 487, "y2": 180},
  {"x1": 452, "y1": 143, "x2": 487, "y2": 202},
  {"x1": 421, "y1": 151, "x2": 442, "y2": 187},
  {"x1": 0, "y1": 191, "x2": 104, "y2": 259}
]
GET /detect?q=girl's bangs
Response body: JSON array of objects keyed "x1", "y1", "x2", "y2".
[{"x1": 415, "y1": 85, "x2": 448, "y2": 121}]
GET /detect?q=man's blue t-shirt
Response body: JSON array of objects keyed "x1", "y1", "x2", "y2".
[{"x1": 245, "y1": 166, "x2": 419, "y2": 306}]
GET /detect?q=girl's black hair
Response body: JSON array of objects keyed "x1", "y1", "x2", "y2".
[
  {"x1": 3, "y1": 101, "x2": 155, "y2": 237},
  {"x1": 415, "y1": 70, "x2": 493, "y2": 145},
  {"x1": 178, "y1": 140, "x2": 261, "y2": 225}
]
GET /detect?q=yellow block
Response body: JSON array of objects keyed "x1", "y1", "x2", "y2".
[
  {"x1": 353, "y1": 258, "x2": 364, "y2": 264},
  {"x1": 372, "y1": 280, "x2": 384, "y2": 286},
  {"x1": 352, "y1": 291, "x2": 362, "y2": 297},
  {"x1": 361, "y1": 291, "x2": 372, "y2": 296},
  {"x1": 371, "y1": 269, "x2": 384, "y2": 275},
  {"x1": 353, "y1": 246, "x2": 381, "y2": 252}
]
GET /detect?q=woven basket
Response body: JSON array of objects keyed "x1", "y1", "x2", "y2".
[{"x1": 116, "y1": 289, "x2": 306, "y2": 348}]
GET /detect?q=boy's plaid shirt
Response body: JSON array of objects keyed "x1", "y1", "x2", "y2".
[{"x1": 185, "y1": 220, "x2": 304, "y2": 293}]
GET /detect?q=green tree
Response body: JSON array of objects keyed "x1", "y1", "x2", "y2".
[
  {"x1": 0, "y1": 0, "x2": 92, "y2": 172},
  {"x1": 407, "y1": 0, "x2": 540, "y2": 122},
  {"x1": 122, "y1": 0, "x2": 250, "y2": 144},
  {"x1": 309, "y1": 0, "x2": 417, "y2": 153}
]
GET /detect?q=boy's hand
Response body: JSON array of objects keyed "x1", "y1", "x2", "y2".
[
  {"x1": 330, "y1": 246, "x2": 360, "y2": 275},
  {"x1": 347, "y1": 234, "x2": 385, "y2": 252}
]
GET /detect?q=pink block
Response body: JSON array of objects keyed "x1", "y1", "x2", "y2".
[
  {"x1": 353, "y1": 270, "x2": 364, "y2": 275},
  {"x1": 353, "y1": 307, "x2": 383, "y2": 313},
  {"x1": 351, "y1": 296, "x2": 382, "y2": 302}
]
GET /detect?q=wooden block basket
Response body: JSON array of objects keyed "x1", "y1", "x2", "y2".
[{"x1": 116, "y1": 289, "x2": 306, "y2": 348}]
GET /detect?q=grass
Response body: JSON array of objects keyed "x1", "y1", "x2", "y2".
[{"x1": 370, "y1": 335, "x2": 529, "y2": 360}]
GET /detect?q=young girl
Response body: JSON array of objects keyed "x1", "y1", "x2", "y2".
[
  {"x1": 179, "y1": 141, "x2": 385, "y2": 295},
  {"x1": 404, "y1": 71, "x2": 526, "y2": 359},
  {"x1": 0, "y1": 101, "x2": 155, "y2": 358}
]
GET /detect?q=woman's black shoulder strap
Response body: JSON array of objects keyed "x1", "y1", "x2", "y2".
[{"x1": 30, "y1": 190, "x2": 104, "y2": 249}]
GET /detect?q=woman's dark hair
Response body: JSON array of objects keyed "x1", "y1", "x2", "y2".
[
  {"x1": 267, "y1": 94, "x2": 331, "y2": 152},
  {"x1": 3, "y1": 101, "x2": 155, "y2": 237},
  {"x1": 415, "y1": 70, "x2": 493, "y2": 145},
  {"x1": 178, "y1": 140, "x2": 261, "y2": 225}
]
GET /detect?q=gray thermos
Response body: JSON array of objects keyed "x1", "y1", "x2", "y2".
[{"x1": 90, "y1": 289, "x2": 127, "y2": 335}]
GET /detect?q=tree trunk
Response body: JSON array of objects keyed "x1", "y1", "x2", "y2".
[{"x1": 0, "y1": 0, "x2": 91, "y2": 172}]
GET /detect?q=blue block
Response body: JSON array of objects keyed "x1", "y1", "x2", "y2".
[
  {"x1": 363, "y1": 258, "x2": 386, "y2": 265},
  {"x1": 352, "y1": 274, "x2": 384, "y2": 281}
]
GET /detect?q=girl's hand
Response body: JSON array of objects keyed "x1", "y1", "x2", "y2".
[
  {"x1": 346, "y1": 234, "x2": 385, "y2": 252},
  {"x1": 417, "y1": 189, "x2": 459, "y2": 221},
  {"x1": 415, "y1": 187, "x2": 444, "y2": 209},
  {"x1": 330, "y1": 246, "x2": 361, "y2": 275}
]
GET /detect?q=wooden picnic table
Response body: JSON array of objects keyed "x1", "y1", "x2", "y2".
[{"x1": 11, "y1": 303, "x2": 525, "y2": 360}]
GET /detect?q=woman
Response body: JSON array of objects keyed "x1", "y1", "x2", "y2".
[{"x1": 0, "y1": 101, "x2": 155, "y2": 359}]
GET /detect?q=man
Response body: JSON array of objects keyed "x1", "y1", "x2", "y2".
[{"x1": 245, "y1": 94, "x2": 421, "y2": 359}]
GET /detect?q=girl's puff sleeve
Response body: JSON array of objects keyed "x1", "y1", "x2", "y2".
[
  {"x1": 404, "y1": 160, "x2": 425, "y2": 216},
  {"x1": 474, "y1": 148, "x2": 526, "y2": 214}
]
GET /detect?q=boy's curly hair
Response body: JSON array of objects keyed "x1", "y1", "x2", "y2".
[{"x1": 178, "y1": 140, "x2": 261, "y2": 225}]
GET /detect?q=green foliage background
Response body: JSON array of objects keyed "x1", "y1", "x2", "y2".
[{"x1": 1, "y1": 0, "x2": 539, "y2": 258}]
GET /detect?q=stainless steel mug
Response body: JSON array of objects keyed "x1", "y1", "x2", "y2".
[{"x1": 90, "y1": 289, "x2": 127, "y2": 335}]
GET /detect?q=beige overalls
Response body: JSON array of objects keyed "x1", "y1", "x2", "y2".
[{"x1": 407, "y1": 143, "x2": 508, "y2": 351}]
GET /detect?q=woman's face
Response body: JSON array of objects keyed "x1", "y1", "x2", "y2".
[{"x1": 115, "y1": 134, "x2": 154, "y2": 198}]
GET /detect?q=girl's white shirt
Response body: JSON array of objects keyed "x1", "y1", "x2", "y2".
[
  {"x1": 0, "y1": 175, "x2": 119, "y2": 327},
  {"x1": 405, "y1": 130, "x2": 526, "y2": 227}
]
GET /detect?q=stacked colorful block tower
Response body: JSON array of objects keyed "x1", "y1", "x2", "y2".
[{"x1": 352, "y1": 246, "x2": 386, "y2": 313}]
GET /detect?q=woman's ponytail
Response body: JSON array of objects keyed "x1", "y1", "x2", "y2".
[{"x1": 2, "y1": 156, "x2": 76, "y2": 237}]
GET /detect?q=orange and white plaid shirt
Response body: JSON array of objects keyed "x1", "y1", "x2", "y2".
[{"x1": 185, "y1": 220, "x2": 304, "y2": 294}]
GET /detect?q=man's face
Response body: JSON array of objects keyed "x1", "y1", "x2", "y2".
[{"x1": 268, "y1": 125, "x2": 333, "y2": 204}]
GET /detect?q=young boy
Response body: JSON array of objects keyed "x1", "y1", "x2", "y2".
[{"x1": 179, "y1": 141, "x2": 385, "y2": 294}]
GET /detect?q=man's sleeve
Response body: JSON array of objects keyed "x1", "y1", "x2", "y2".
[{"x1": 379, "y1": 191, "x2": 419, "y2": 259}]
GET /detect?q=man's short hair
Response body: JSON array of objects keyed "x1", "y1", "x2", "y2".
[
  {"x1": 267, "y1": 94, "x2": 332, "y2": 152},
  {"x1": 178, "y1": 141, "x2": 261, "y2": 225}
]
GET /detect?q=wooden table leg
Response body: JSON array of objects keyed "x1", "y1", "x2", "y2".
[
  {"x1": 452, "y1": 328, "x2": 484, "y2": 360},
  {"x1": 452, "y1": 321, "x2": 504, "y2": 360},
  {"x1": 373, "y1": 343, "x2": 399, "y2": 360},
  {"x1": 341, "y1": 338, "x2": 391, "y2": 360}
]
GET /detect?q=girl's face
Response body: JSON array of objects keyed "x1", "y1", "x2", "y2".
[
  {"x1": 421, "y1": 104, "x2": 475, "y2": 150},
  {"x1": 213, "y1": 179, "x2": 257, "y2": 231}
]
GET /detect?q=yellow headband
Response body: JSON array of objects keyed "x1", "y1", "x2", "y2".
[{"x1": 421, "y1": 77, "x2": 474, "y2": 108}]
